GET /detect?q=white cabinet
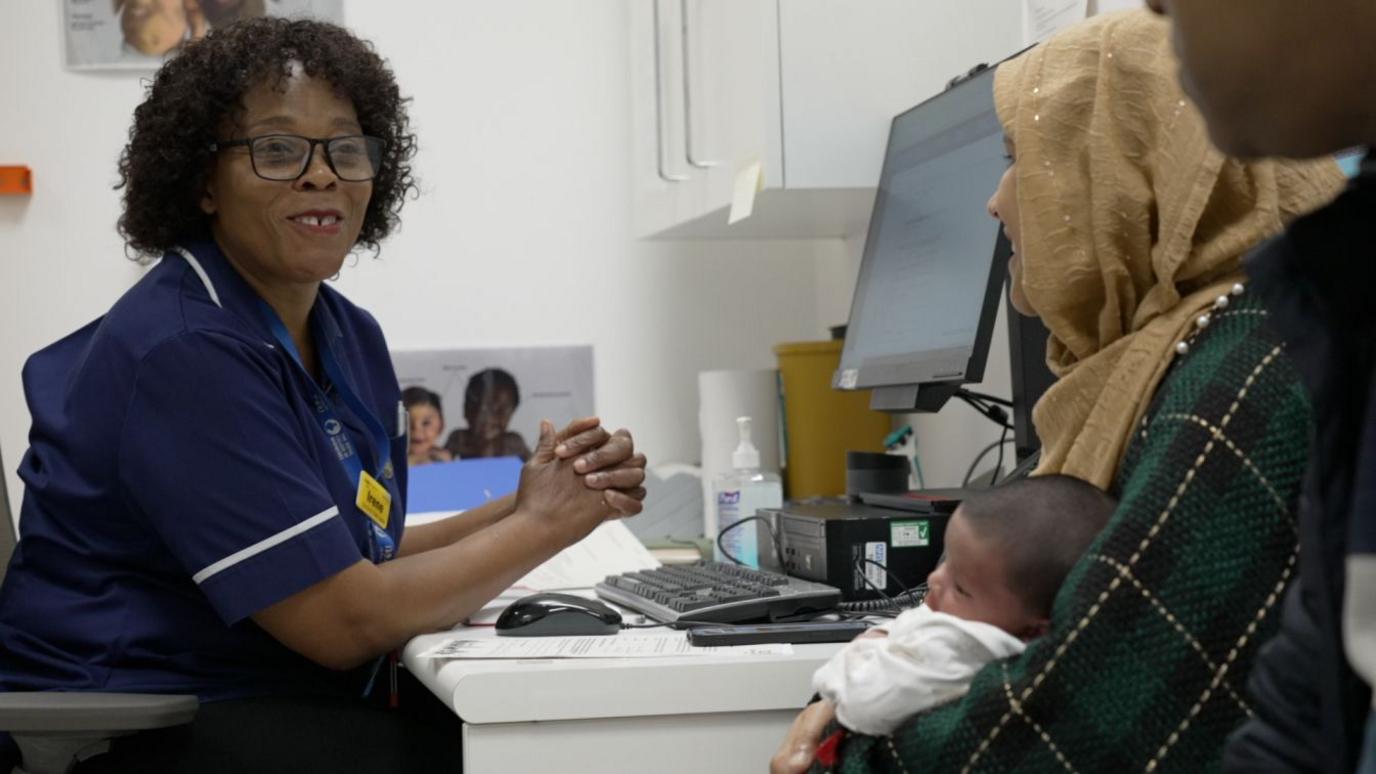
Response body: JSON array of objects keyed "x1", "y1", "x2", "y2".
[{"x1": 629, "y1": 0, "x2": 1024, "y2": 240}]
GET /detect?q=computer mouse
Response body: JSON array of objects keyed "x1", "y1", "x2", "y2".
[{"x1": 494, "y1": 592, "x2": 624, "y2": 637}]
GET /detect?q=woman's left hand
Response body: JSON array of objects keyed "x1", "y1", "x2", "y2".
[{"x1": 552, "y1": 417, "x2": 648, "y2": 517}]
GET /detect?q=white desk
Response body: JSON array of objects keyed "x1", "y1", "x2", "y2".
[{"x1": 402, "y1": 625, "x2": 840, "y2": 774}]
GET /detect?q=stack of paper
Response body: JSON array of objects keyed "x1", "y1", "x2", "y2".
[{"x1": 513, "y1": 520, "x2": 660, "y2": 591}]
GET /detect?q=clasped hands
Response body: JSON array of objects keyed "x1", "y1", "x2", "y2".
[{"x1": 516, "y1": 416, "x2": 648, "y2": 537}]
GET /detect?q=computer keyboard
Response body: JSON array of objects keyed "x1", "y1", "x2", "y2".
[{"x1": 594, "y1": 561, "x2": 842, "y2": 624}]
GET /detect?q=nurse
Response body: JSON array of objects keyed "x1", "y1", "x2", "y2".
[{"x1": 0, "y1": 17, "x2": 646, "y2": 772}]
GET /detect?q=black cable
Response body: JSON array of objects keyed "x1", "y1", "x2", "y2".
[
  {"x1": 838, "y1": 600, "x2": 898, "y2": 618},
  {"x1": 956, "y1": 393, "x2": 1013, "y2": 431},
  {"x1": 838, "y1": 594, "x2": 928, "y2": 617},
  {"x1": 715, "y1": 512, "x2": 781, "y2": 567},
  {"x1": 857, "y1": 557, "x2": 918, "y2": 602},
  {"x1": 962, "y1": 436, "x2": 1017, "y2": 487},
  {"x1": 989, "y1": 425, "x2": 1011, "y2": 486},
  {"x1": 852, "y1": 557, "x2": 926, "y2": 615},
  {"x1": 853, "y1": 557, "x2": 901, "y2": 615},
  {"x1": 967, "y1": 393, "x2": 1010, "y2": 424},
  {"x1": 957, "y1": 388, "x2": 1013, "y2": 408}
]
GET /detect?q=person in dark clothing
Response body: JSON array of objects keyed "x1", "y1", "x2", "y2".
[
  {"x1": 1146, "y1": 1, "x2": 1376, "y2": 771},
  {"x1": 0, "y1": 17, "x2": 649, "y2": 773}
]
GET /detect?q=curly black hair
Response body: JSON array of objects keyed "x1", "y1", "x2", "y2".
[{"x1": 116, "y1": 17, "x2": 417, "y2": 259}]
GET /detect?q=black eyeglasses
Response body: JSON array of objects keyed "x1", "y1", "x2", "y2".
[{"x1": 210, "y1": 134, "x2": 386, "y2": 182}]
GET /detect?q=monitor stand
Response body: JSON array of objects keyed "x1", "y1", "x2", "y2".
[{"x1": 869, "y1": 382, "x2": 961, "y2": 413}]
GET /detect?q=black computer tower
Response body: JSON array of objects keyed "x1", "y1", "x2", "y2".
[{"x1": 762, "y1": 502, "x2": 951, "y2": 602}]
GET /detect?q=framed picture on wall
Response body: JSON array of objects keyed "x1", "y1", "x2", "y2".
[
  {"x1": 63, "y1": 0, "x2": 345, "y2": 71},
  {"x1": 391, "y1": 345, "x2": 595, "y2": 470}
]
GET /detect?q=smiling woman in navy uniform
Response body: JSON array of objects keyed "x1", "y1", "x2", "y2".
[{"x1": 0, "y1": 17, "x2": 647, "y2": 773}]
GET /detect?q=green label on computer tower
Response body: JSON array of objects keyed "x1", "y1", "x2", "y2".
[{"x1": 891, "y1": 520, "x2": 930, "y2": 547}]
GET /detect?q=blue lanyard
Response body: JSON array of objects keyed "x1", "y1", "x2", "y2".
[{"x1": 258, "y1": 300, "x2": 396, "y2": 563}]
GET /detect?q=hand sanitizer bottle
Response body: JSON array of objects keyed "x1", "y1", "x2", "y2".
[{"x1": 713, "y1": 416, "x2": 783, "y2": 568}]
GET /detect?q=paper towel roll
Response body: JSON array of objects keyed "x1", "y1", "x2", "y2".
[{"x1": 698, "y1": 369, "x2": 781, "y2": 537}]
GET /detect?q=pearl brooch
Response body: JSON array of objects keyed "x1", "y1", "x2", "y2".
[{"x1": 1174, "y1": 283, "x2": 1244, "y2": 358}]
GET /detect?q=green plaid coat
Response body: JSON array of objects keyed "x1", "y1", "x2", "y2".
[{"x1": 831, "y1": 295, "x2": 1308, "y2": 773}]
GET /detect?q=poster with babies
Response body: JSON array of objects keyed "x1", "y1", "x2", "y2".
[
  {"x1": 390, "y1": 346, "x2": 595, "y2": 471},
  {"x1": 63, "y1": 0, "x2": 344, "y2": 70}
]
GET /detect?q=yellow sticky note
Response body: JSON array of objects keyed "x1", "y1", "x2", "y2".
[
  {"x1": 356, "y1": 471, "x2": 391, "y2": 529},
  {"x1": 728, "y1": 160, "x2": 765, "y2": 225}
]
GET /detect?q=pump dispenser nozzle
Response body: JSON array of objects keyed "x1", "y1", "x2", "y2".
[{"x1": 732, "y1": 416, "x2": 760, "y2": 470}]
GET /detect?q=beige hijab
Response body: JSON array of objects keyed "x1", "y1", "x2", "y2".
[{"x1": 994, "y1": 10, "x2": 1344, "y2": 489}]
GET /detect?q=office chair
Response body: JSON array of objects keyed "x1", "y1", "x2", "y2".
[{"x1": 0, "y1": 445, "x2": 198, "y2": 774}]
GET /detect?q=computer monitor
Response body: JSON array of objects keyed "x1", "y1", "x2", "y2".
[{"x1": 834, "y1": 64, "x2": 1010, "y2": 415}]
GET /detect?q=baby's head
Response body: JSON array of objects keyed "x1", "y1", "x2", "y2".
[
  {"x1": 925, "y1": 474, "x2": 1114, "y2": 640},
  {"x1": 117, "y1": 0, "x2": 189, "y2": 56},
  {"x1": 402, "y1": 386, "x2": 445, "y2": 453}
]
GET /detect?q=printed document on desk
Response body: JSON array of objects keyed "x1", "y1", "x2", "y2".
[
  {"x1": 514, "y1": 520, "x2": 660, "y2": 591},
  {"x1": 421, "y1": 634, "x2": 792, "y2": 660}
]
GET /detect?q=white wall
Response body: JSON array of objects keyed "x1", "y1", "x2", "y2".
[
  {"x1": 1090, "y1": 0, "x2": 1148, "y2": 14},
  {"x1": 0, "y1": 2, "x2": 836, "y2": 520},
  {"x1": 0, "y1": 3, "x2": 149, "y2": 522}
]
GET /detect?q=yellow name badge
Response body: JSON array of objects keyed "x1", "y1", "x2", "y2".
[{"x1": 356, "y1": 471, "x2": 391, "y2": 530}]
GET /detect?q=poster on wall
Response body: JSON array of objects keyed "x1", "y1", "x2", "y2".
[
  {"x1": 391, "y1": 346, "x2": 595, "y2": 470},
  {"x1": 63, "y1": 0, "x2": 345, "y2": 71},
  {"x1": 1022, "y1": 0, "x2": 1089, "y2": 46}
]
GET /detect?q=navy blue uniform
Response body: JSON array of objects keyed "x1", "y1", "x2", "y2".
[{"x1": 0, "y1": 240, "x2": 407, "y2": 701}]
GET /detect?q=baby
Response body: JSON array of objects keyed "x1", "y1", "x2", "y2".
[
  {"x1": 402, "y1": 386, "x2": 453, "y2": 467},
  {"x1": 812, "y1": 474, "x2": 1114, "y2": 736}
]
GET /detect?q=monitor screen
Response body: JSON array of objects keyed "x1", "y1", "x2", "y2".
[{"x1": 835, "y1": 66, "x2": 1008, "y2": 397}]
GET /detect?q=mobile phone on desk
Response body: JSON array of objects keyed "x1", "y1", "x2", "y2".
[{"x1": 687, "y1": 621, "x2": 872, "y2": 647}]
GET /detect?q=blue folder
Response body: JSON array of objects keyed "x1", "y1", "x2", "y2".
[{"x1": 405, "y1": 456, "x2": 524, "y2": 513}]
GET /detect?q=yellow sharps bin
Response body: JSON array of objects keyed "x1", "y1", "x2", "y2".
[{"x1": 774, "y1": 340, "x2": 891, "y2": 498}]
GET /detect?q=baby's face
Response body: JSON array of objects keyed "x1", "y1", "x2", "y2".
[
  {"x1": 925, "y1": 507, "x2": 1045, "y2": 639},
  {"x1": 118, "y1": 0, "x2": 188, "y2": 56},
  {"x1": 407, "y1": 404, "x2": 444, "y2": 451}
]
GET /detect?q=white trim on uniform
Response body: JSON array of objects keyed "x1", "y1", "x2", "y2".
[
  {"x1": 172, "y1": 245, "x2": 223, "y2": 308},
  {"x1": 192, "y1": 506, "x2": 340, "y2": 584}
]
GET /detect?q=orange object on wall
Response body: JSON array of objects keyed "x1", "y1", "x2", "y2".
[{"x1": 0, "y1": 166, "x2": 33, "y2": 195}]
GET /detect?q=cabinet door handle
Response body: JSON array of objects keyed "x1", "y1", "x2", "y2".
[
  {"x1": 653, "y1": 0, "x2": 690, "y2": 182},
  {"x1": 680, "y1": 0, "x2": 719, "y2": 169}
]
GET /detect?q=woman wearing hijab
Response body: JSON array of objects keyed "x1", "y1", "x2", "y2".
[{"x1": 772, "y1": 10, "x2": 1344, "y2": 772}]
